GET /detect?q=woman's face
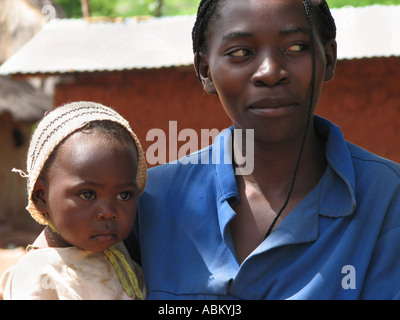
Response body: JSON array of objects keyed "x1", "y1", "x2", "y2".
[
  {"x1": 199, "y1": 0, "x2": 336, "y2": 143},
  {"x1": 35, "y1": 131, "x2": 139, "y2": 253}
]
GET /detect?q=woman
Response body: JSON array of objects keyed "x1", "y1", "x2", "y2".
[{"x1": 132, "y1": 0, "x2": 400, "y2": 299}]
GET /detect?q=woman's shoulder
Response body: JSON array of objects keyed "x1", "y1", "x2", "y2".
[{"x1": 348, "y1": 142, "x2": 400, "y2": 182}]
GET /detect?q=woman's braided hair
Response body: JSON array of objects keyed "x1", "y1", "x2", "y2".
[{"x1": 192, "y1": 0, "x2": 336, "y2": 78}]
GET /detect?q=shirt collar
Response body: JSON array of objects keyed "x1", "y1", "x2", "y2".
[
  {"x1": 315, "y1": 116, "x2": 357, "y2": 217},
  {"x1": 213, "y1": 116, "x2": 357, "y2": 218},
  {"x1": 213, "y1": 127, "x2": 239, "y2": 202}
]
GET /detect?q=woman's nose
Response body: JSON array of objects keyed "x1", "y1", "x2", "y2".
[{"x1": 251, "y1": 52, "x2": 289, "y2": 87}]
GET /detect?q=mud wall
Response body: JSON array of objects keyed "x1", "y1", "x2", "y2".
[{"x1": 55, "y1": 57, "x2": 400, "y2": 164}]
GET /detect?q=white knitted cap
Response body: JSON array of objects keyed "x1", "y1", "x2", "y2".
[{"x1": 21, "y1": 101, "x2": 147, "y2": 225}]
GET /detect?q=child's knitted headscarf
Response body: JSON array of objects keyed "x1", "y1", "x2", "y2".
[{"x1": 16, "y1": 101, "x2": 147, "y2": 225}]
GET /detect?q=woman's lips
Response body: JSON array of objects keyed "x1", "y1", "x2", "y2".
[{"x1": 249, "y1": 102, "x2": 298, "y2": 117}]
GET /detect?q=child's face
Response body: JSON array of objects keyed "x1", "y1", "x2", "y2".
[
  {"x1": 36, "y1": 131, "x2": 139, "y2": 253},
  {"x1": 199, "y1": 0, "x2": 336, "y2": 143}
]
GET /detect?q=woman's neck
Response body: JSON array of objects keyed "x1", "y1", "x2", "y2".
[{"x1": 235, "y1": 125, "x2": 327, "y2": 200}]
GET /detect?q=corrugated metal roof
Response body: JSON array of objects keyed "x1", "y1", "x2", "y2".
[
  {"x1": 334, "y1": 5, "x2": 400, "y2": 59},
  {"x1": 0, "y1": 15, "x2": 196, "y2": 75},
  {"x1": 0, "y1": 5, "x2": 399, "y2": 75}
]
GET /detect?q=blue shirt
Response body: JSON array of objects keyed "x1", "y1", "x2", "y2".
[{"x1": 134, "y1": 116, "x2": 400, "y2": 299}]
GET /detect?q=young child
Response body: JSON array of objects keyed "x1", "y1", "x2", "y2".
[
  {"x1": 134, "y1": 0, "x2": 400, "y2": 299},
  {"x1": 0, "y1": 102, "x2": 147, "y2": 300}
]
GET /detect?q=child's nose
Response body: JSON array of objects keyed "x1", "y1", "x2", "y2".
[
  {"x1": 96, "y1": 201, "x2": 117, "y2": 220},
  {"x1": 251, "y1": 52, "x2": 289, "y2": 87}
]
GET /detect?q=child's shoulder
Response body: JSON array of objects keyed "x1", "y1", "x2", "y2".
[
  {"x1": 13, "y1": 245, "x2": 72, "y2": 274},
  {"x1": 1, "y1": 246, "x2": 67, "y2": 299},
  {"x1": 6, "y1": 246, "x2": 104, "y2": 299}
]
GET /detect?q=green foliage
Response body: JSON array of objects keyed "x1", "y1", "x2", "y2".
[
  {"x1": 327, "y1": 0, "x2": 400, "y2": 7},
  {"x1": 54, "y1": 0, "x2": 117, "y2": 18},
  {"x1": 114, "y1": 0, "x2": 198, "y2": 17},
  {"x1": 54, "y1": 0, "x2": 81, "y2": 18},
  {"x1": 55, "y1": 0, "x2": 400, "y2": 18}
]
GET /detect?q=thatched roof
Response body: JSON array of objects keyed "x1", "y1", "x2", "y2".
[
  {"x1": 0, "y1": 0, "x2": 66, "y2": 64},
  {"x1": 0, "y1": 76, "x2": 52, "y2": 122},
  {"x1": 0, "y1": 0, "x2": 62, "y2": 122}
]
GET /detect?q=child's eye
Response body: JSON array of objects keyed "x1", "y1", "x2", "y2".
[
  {"x1": 116, "y1": 192, "x2": 133, "y2": 201},
  {"x1": 78, "y1": 191, "x2": 96, "y2": 200}
]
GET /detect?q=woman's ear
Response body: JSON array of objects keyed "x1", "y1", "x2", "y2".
[
  {"x1": 324, "y1": 39, "x2": 337, "y2": 82},
  {"x1": 194, "y1": 52, "x2": 217, "y2": 95},
  {"x1": 32, "y1": 177, "x2": 48, "y2": 214}
]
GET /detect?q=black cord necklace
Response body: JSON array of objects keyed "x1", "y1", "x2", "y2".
[{"x1": 263, "y1": 0, "x2": 317, "y2": 239}]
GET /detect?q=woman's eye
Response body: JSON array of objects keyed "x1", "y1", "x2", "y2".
[
  {"x1": 228, "y1": 49, "x2": 251, "y2": 57},
  {"x1": 116, "y1": 192, "x2": 132, "y2": 201},
  {"x1": 78, "y1": 191, "x2": 95, "y2": 200},
  {"x1": 286, "y1": 44, "x2": 308, "y2": 52}
]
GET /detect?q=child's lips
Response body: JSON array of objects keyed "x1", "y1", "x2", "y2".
[{"x1": 91, "y1": 230, "x2": 117, "y2": 242}]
